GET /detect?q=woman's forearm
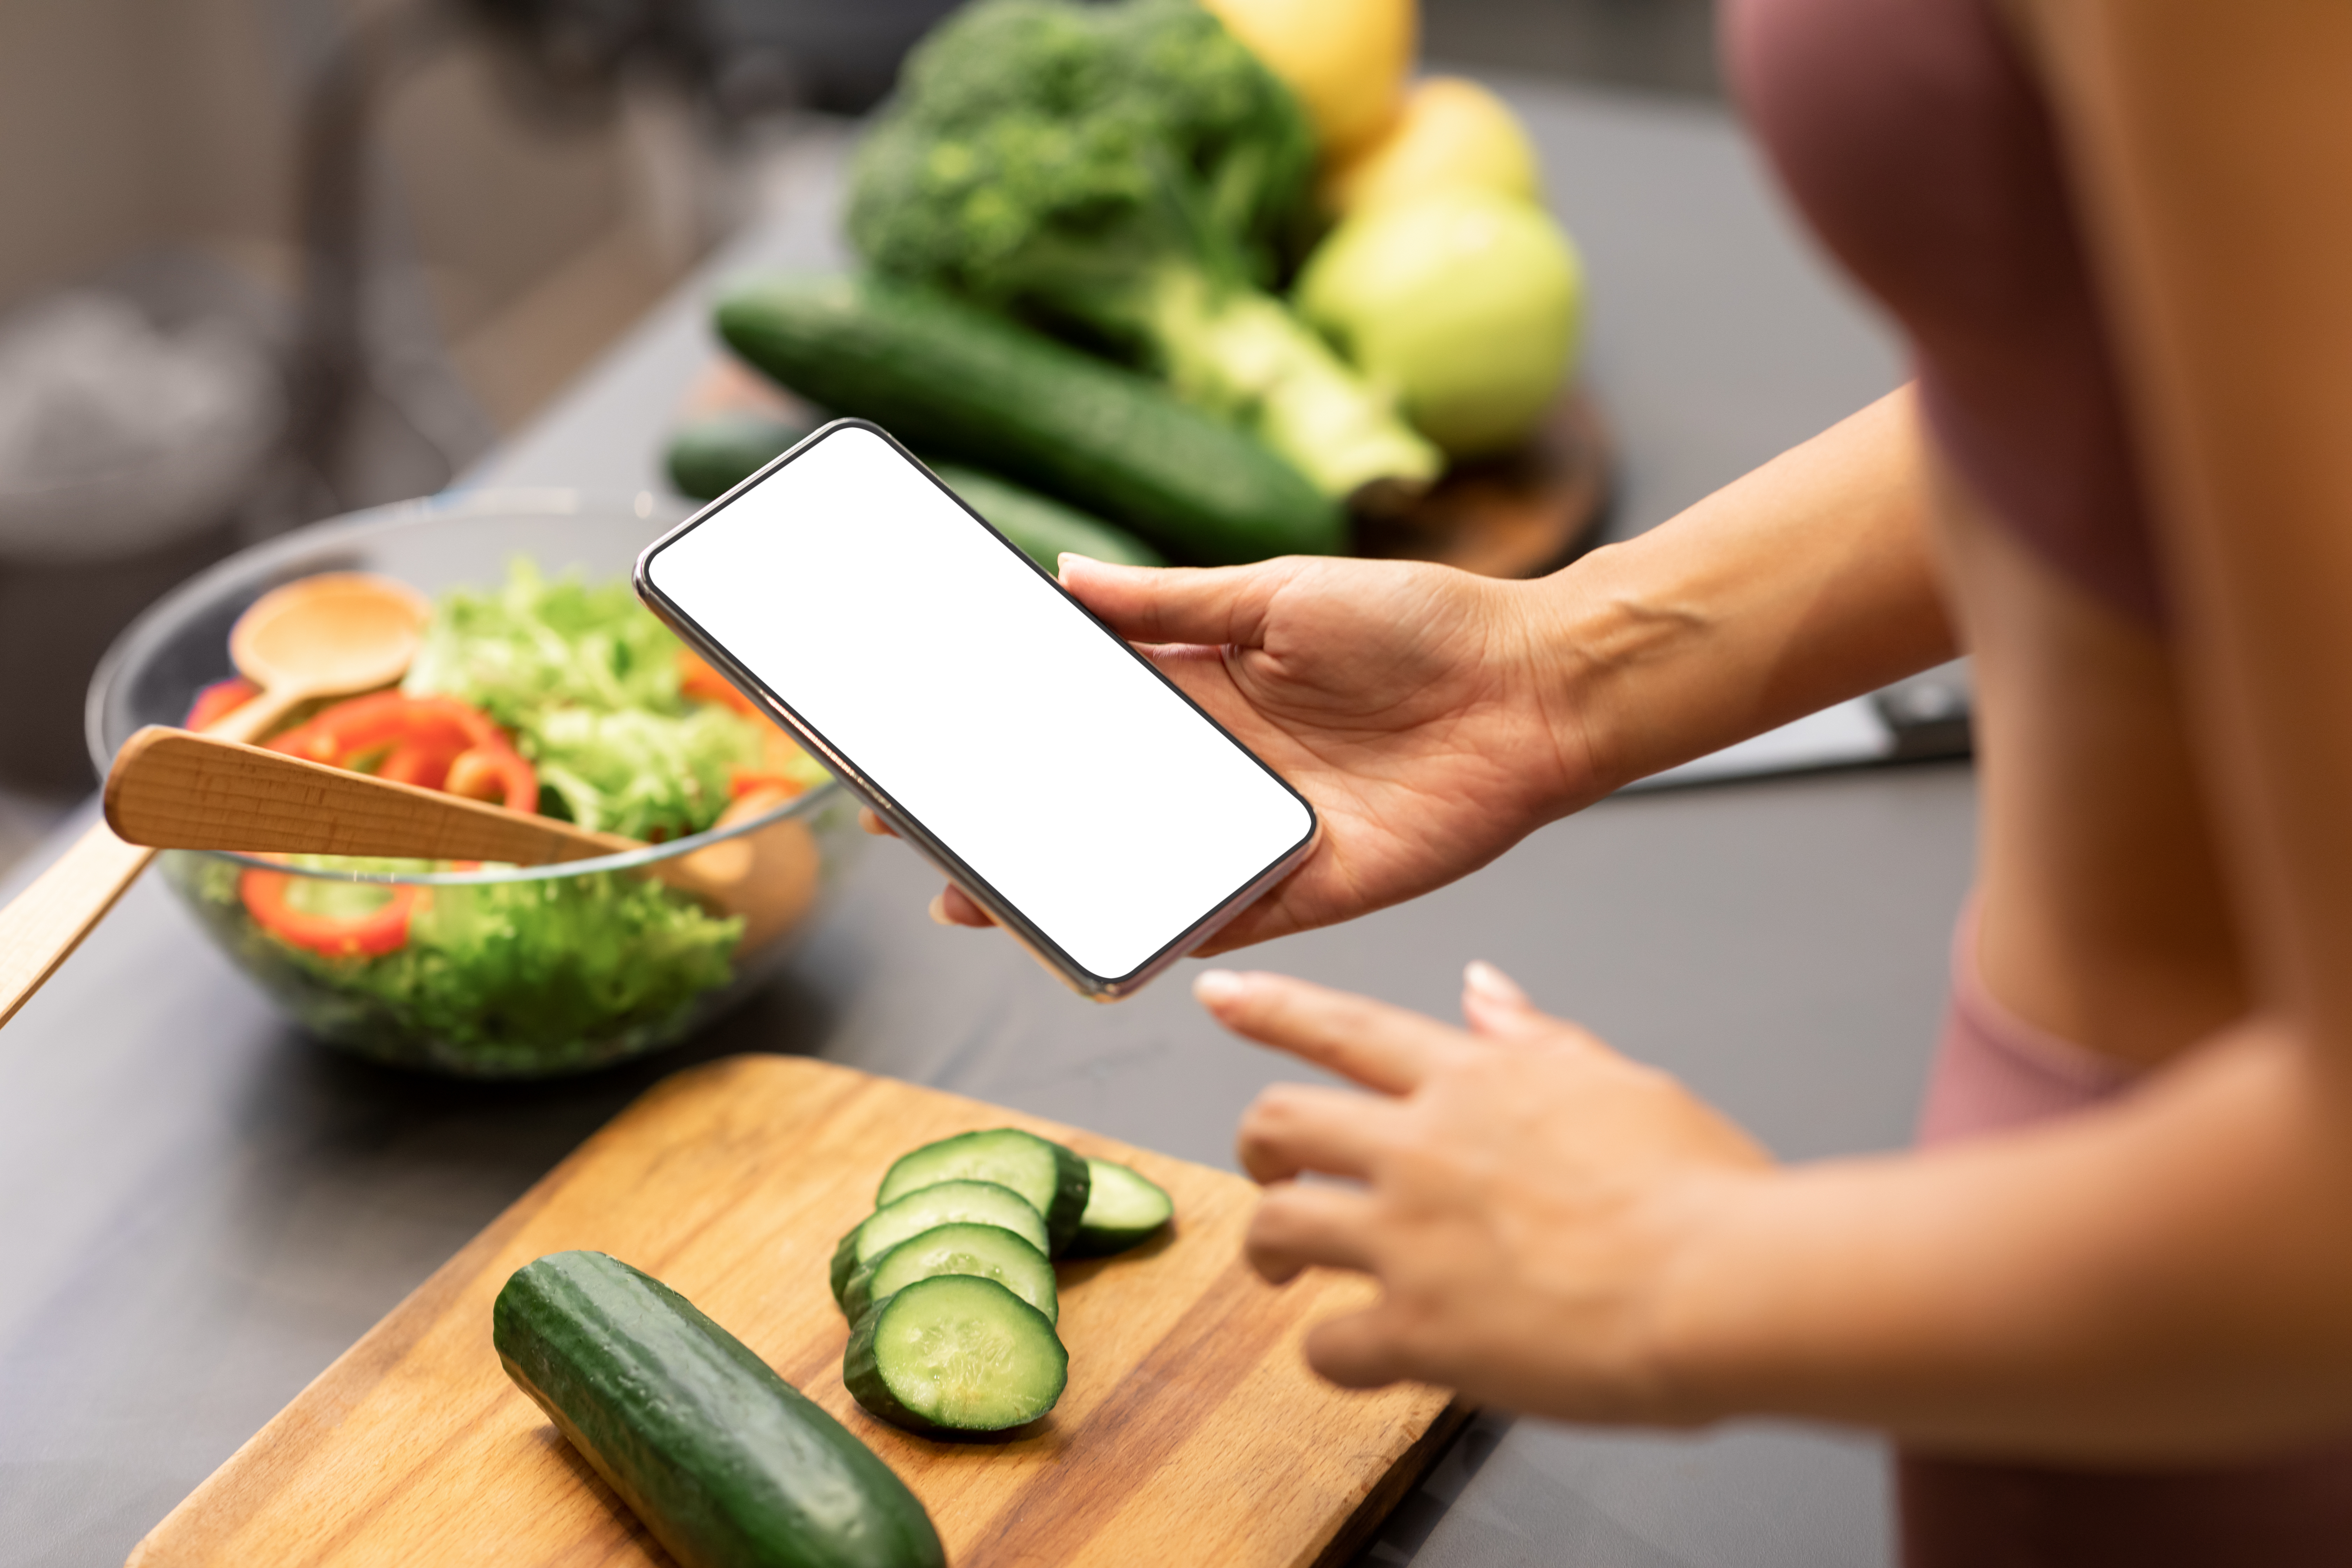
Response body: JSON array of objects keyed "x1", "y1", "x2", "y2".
[
  {"x1": 1652, "y1": 1022, "x2": 2352, "y2": 1460},
  {"x1": 1535, "y1": 385, "x2": 1959, "y2": 796}
]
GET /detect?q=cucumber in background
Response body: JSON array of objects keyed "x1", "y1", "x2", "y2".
[
  {"x1": 665, "y1": 410, "x2": 812, "y2": 503},
  {"x1": 925, "y1": 463, "x2": 1166, "y2": 570},
  {"x1": 714, "y1": 272, "x2": 1343, "y2": 564},
  {"x1": 663, "y1": 412, "x2": 1165, "y2": 570}
]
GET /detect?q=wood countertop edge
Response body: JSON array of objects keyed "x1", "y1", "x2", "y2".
[{"x1": 1305, "y1": 1396, "x2": 1476, "y2": 1568}]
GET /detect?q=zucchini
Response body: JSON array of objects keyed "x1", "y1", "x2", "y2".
[
  {"x1": 837, "y1": 1178, "x2": 1051, "y2": 1306},
  {"x1": 666, "y1": 410, "x2": 810, "y2": 502},
  {"x1": 841, "y1": 1221, "x2": 1059, "y2": 1326},
  {"x1": 876, "y1": 1130, "x2": 1090, "y2": 1256},
  {"x1": 714, "y1": 272, "x2": 1345, "y2": 564},
  {"x1": 1066, "y1": 1158, "x2": 1176, "y2": 1257},
  {"x1": 843, "y1": 1275, "x2": 1068, "y2": 1435},
  {"x1": 493, "y1": 1251, "x2": 943, "y2": 1568}
]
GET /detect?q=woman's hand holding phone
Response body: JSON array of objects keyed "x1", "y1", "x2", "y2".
[{"x1": 889, "y1": 552, "x2": 1607, "y2": 954}]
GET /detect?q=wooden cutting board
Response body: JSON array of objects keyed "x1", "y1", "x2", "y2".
[{"x1": 127, "y1": 1055, "x2": 1464, "y2": 1568}]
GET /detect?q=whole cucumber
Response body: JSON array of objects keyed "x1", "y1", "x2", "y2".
[
  {"x1": 494, "y1": 1250, "x2": 943, "y2": 1568},
  {"x1": 667, "y1": 410, "x2": 810, "y2": 502},
  {"x1": 916, "y1": 463, "x2": 1166, "y2": 570},
  {"x1": 662, "y1": 414, "x2": 1164, "y2": 569},
  {"x1": 714, "y1": 272, "x2": 1344, "y2": 564}
]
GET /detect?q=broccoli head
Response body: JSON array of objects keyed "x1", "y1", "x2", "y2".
[
  {"x1": 851, "y1": 0, "x2": 1308, "y2": 302},
  {"x1": 849, "y1": 0, "x2": 1441, "y2": 500}
]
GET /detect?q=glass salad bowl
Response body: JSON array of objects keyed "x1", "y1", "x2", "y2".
[{"x1": 86, "y1": 490, "x2": 863, "y2": 1079}]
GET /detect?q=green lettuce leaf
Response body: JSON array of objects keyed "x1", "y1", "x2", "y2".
[
  {"x1": 402, "y1": 559, "x2": 803, "y2": 840},
  {"x1": 183, "y1": 854, "x2": 744, "y2": 1072}
]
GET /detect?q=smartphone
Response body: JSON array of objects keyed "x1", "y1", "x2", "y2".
[{"x1": 634, "y1": 419, "x2": 1318, "y2": 1000}]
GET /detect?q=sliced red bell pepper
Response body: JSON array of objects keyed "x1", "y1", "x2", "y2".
[
  {"x1": 261, "y1": 692, "x2": 537, "y2": 810},
  {"x1": 237, "y1": 692, "x2": 536, "y2": 956},
  {"x1": 266, "y1": 691, "x2": 504, "y2": 767},
  {"x1": 185, "y1": 677, "x2": 261, "y2": 732},
  {"x1": 678, "y1": 648, "x2": 759, "y2": 716},
  {"x1": 727, "y1": 770, "x2": 807, "y2": 801},
  {"x1": 238, "y1": 869, "x2": 422, "y2": 959},
  {"x1": 375, "y1": 738, "x2": 467, "y2": 791},
  {"x1": 684, "y1": 660, "x2": 817, "y2": 800},
  {"x1": 442, "y1": 744, "x2": 540, "y2": 811}
]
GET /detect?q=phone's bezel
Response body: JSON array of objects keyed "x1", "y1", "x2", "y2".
[{"x1": 633, "y1": 418, "x2": 1320, "y2": 1000}]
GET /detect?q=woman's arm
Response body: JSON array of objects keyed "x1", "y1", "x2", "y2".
[
  {"x1": 923, "y1": 385, "x2": 1956, "y2": 947},
  {"x1": 1215, "y1": 969, "x2": 2352, "y2": 1463},
  {"x1": 1547, "y1": 383, "x2": 1955, "y2": 792},
  {"x1": 1658, "y1": 1018, "x2": 2352, "y2": 1460}
]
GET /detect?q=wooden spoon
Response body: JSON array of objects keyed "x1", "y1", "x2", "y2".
[
  {"x1": 214, "y1": 573, "x2": 434, "y2": 744},
  {"x1": 103, "y1": 729, "x2": 820, "y2": 951},
  {"x1": 0, "y1": 572, "x2": 429, "y2": 1029}
]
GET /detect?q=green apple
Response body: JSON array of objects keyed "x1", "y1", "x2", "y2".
[{"x1": 1296, "y1": 188, "x2": 1584, "y2": 459}]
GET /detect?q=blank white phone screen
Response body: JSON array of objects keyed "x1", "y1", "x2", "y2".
[{"x1": 641, "y1": 425, "x2": 1314, "y2": 983}]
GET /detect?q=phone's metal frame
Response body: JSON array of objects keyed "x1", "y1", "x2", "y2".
[{"x1": 634, "y1": 418, "x2": 1320, "y2": 1001}]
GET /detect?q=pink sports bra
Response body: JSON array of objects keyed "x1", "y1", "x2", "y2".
[{"x1": 1723, "y1": 0, "x2": 2165, "y2": 625}]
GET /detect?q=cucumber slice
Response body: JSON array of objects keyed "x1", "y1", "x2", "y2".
[
  {"x1": 829, "y1": 1225, "x2": 865, "y2": 1307},
  {"x1": 846, "y1": 1179, "x2": 1050, "y2": 1300},
  {"x1": 877, "y1": 1130, "x2": 1090, "y2": 1256},
  {"x1": 1066, "y1": 1158, "x2": 1175, "y2": 1257},
  {"x1": 843, "y1": 1274, "x2": 1068, "y2": 1435},
  {"x1": 842, "y1": 1222, "x2": 1058, "y2": 1326}
]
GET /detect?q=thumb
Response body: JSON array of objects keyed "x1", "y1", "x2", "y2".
[{"x1": 1058, "y1": 554, "x2": 1300, "y2": 648}]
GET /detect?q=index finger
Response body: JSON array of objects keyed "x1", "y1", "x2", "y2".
[{"x1": 1192, "y1": 970, "x2": 1465, "y2": 1094}]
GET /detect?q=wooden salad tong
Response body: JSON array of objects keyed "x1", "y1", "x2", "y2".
[
  {"x1": 101, "y1": 729, "x2": 821, "y2": 951},
  {"x1": 0, "y1": 573, "x2": 429, "y2": 1028}
]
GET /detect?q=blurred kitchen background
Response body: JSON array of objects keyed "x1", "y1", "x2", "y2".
[{"x1": 0, "y1": 0, "x2": 1718, "y2": 873}]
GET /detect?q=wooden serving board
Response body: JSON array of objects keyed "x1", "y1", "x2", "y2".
[
  {"x1": 127, "y1": 1055, "x2": 1463, "y2": 1568},
  {"x1": 1357, "y1": 390, "x2": 1612, "y2": 580}
]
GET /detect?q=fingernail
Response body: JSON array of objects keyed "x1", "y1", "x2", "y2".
[
  {"x1": 1057, "y1": 552, "x2": 1098, "y2": 581},
  {"x1": 1193, "y1": 969, "x2": 1246, "y2": 1006},
  {"x1": 1464, "y1": 960, "x2": 1529, "y2": 1008},
  {"x1": 927, "y1": 892, "x2": 954, "y2": 926}
]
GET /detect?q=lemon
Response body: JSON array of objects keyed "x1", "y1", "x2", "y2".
[{"x1": 1202, "y1": 0, "x2": 1417, "y2": 158}]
